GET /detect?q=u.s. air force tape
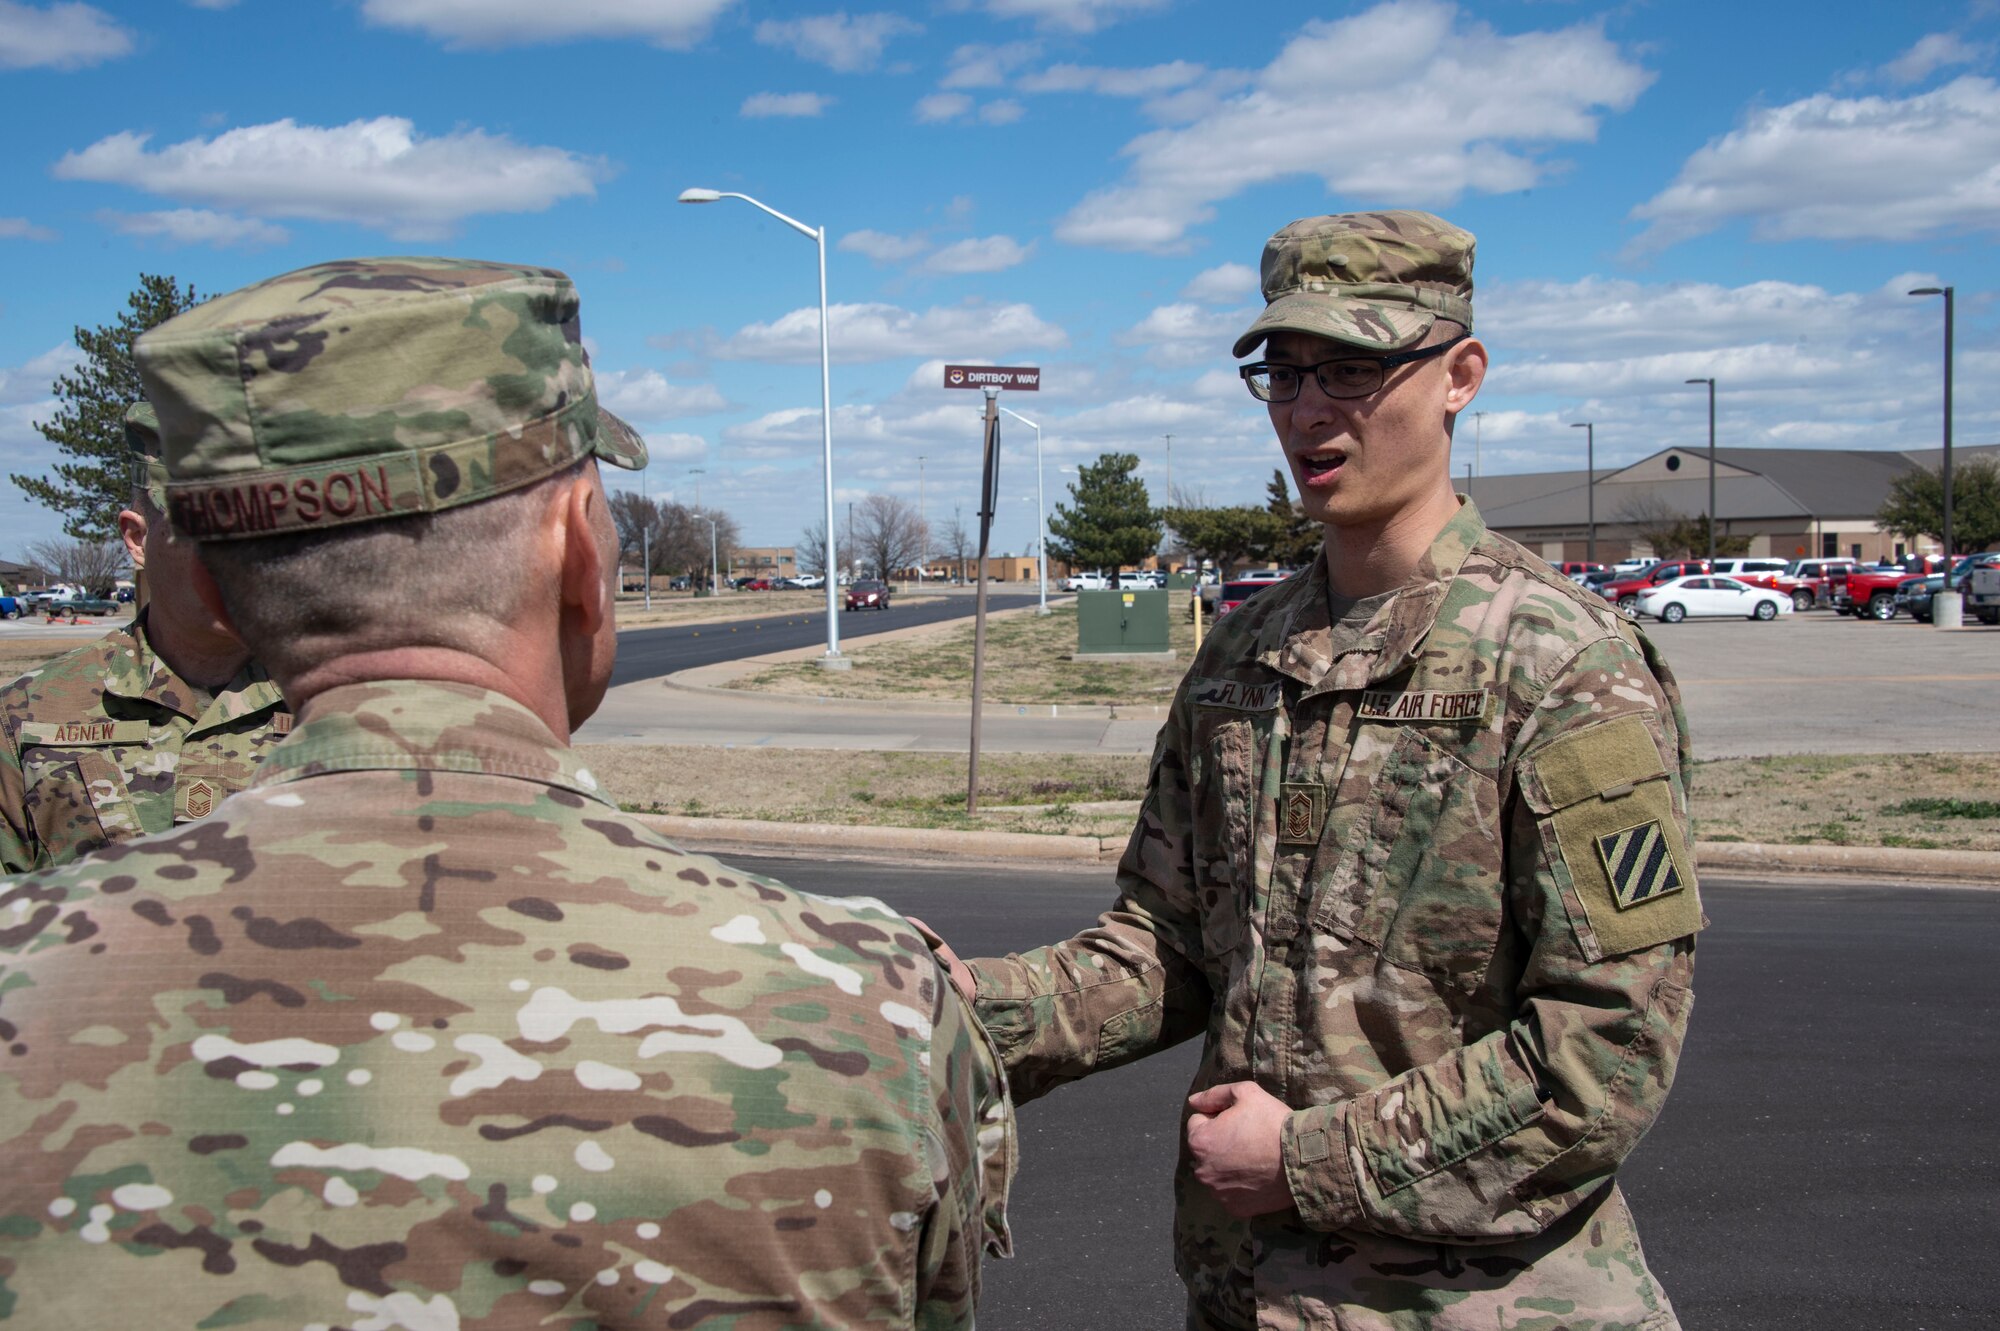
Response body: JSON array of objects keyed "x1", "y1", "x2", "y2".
[{"x1": 1357, "y1": 688, "x2": 1494, "y2": 724}]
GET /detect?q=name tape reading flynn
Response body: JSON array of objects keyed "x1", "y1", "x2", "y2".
[{"x1": 943, "y1": 365, "x2": 1041, "y2": 391}]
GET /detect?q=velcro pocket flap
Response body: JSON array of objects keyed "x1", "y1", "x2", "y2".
[{"x1": 1520, "y1": 712, "x2": 1666, "y2": 813}]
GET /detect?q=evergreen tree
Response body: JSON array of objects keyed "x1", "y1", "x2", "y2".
[
  {"x1": 13, "y1": 274, "x2": 203, "y2": 541},
  {"x1": 1046, "y1": 452, "x2": 1162, "y2": 572},
  {"x1": 1877, "y1": 458, "x2": 2000, "y2": 553},
  {"x1": 1262, "y1": 468, "x2": 1321, "y2": 566},
  {"x1": 1162, "y1": 504, "x2": 1283, "y2": 579}
]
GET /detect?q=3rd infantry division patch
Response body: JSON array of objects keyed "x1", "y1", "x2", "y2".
[{"x1": 1596, "y1": 820, "x2": 1685, "y2": 909}]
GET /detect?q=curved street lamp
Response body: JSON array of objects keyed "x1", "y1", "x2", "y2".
[{"x1": 679, "y1": 187, "x2": 843, "y2": 666}]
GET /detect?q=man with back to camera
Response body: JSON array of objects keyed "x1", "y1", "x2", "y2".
[
  {"x1": 923, "y1": 211, "x2": 1702, "y2": 1328},
  {"x1": 0, "y1": 402, "x2": 291, "y2": 872},
  {"x1": 0, "y1": 256, "x2": 1012, "y2": 1329}
]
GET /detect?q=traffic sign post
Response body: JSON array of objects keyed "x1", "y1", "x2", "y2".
[{"x1": 945, "y1": 367, "x2": 1040, "y2": 814}]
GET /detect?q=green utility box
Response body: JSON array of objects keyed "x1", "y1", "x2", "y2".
[
  {"x1": 1166, "y1": 571, "x2": 1199, "y2": 591},
  {"x1": 1076, "y1": 588, "x2": 1172, "y2": 656}
]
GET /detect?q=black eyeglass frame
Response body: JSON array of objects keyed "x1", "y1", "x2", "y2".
[{"x1": 1238, "y1": 333, "x2": 1471, "y2": 403}]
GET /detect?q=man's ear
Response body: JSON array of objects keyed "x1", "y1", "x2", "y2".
[
  {"x1": 189, "y1": 553, "x2": 242, "y2": 638},
  {"x1": 1444, "y1": 337, "x2": 1488, "y2": 414},
  {"x1": 557, "y1": 469, "x2": 610, "y2": 636},
  {"x1": 117, "y1": 507, "x2": 148, "y2": 567}
]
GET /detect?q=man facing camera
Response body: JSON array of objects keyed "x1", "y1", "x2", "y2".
[
  {"x1": 0, "y1": 257, "x2": 1011, "y2": 1330},
  {"x1": 930, "y1": 211, "x2": 1700, "y2": 1329}
]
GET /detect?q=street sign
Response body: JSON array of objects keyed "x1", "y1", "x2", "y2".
[{"x1": 943, "y1": 364, "x2": 1041, "y2": 391}]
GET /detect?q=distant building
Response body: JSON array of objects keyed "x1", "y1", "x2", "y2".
[
  {"x1": 730, "y1": 546, "x2": 797, "y2": 581},
  {"x1": 1468, "y1": 443, "x2": 1999, "y2": 564}
]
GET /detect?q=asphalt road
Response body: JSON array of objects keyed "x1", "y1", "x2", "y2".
[
  {"x1": 608, "y1": 592, "x2": 1044, "y2": 686},
  {"x1": 730, "y1": 855, "x2": 2000, "y2": 1330}
]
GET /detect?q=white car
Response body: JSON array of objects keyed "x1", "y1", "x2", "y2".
[
  {"x1": 1061, "y1": 571, "x2": 1110, "y2": 592},
  {"x1": 793, "y1": 573, "x2": 825, "y2": 589},
  {"x1": 1636, "y1": 575, "x2": 1794, "y2": 623}
]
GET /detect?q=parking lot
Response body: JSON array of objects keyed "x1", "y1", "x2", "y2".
[{"x1": 1640, "y1": 607, "x2": 1999, "y2": 758}]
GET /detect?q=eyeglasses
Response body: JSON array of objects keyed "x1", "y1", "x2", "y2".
[{"x1": 1239, "y1": 333, "x2": 1469, "y2": 403}]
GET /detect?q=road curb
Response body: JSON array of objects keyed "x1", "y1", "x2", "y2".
[{"x1": 627, "y1": 810, "x2": 1998, "y2": 885}]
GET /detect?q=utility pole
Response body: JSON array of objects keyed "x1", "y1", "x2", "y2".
[
  {"x1": 1572, "y1": 422, "x2": 1595, "y2": 565},
  {"x1": 639, "y1": 463, "x2": 652, "y2": 611},
  {"x1": 1686, "y1": 378, "x2": 1717, "y2": 564},
  {"x1": 1473, "y1": 411, "x2": 1486, "y2": 480},
  {"x1": 688, "y1": 467, "x2": 703, "y2": 510},
  {"x1": 917, "y1": 454, "x2": 927, "y2": 583},
  {"x1": 968, "y1": 388, "x2": 1001, "y2": 813}
]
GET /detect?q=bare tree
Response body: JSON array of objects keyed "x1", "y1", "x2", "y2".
[
  {"x1": 852, "y1": 494, "x2": 926, "y2": 580},
  {"x1": 662, "y1": 504, "x2": 737, "y2": 586},
  {"x1": 1615, "y1": 492, "x2": 1690, "y2": 560},
  {"x1": 609, "y1": 491, "x2": 662, "y2": 570},
  {"x1": 796, "y1": 515, "x2": 852, "y2": 580},
  {"x1": 939, "y1": 507, "x2": 972, "y2": 581},
  {"x1": 26, "y1": 536, "x2": 124, "y2": 591}
]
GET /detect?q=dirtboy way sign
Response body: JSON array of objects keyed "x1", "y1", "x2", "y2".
[{"x1": 944, "y1": 364, "x2": 1041, "y2": 391}]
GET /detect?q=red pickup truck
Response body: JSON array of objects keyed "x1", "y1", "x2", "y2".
[
  {"x1": 1831, "y1": 556, "x2": 1947, "y2": 620},
  {"x1": 1599, "y1": 560, "x2": 1712, "y2": 617}
]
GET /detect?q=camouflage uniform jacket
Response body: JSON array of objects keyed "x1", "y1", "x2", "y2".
[
  {"x1": 0, "y1": 679, "x2": 1014, "y2": 1330},
  {"x1": 0, "y1": 612, "x2": 291, "y2": 874},
  {"x1": 970, "y1": 499, "x2": 1702, "y2": 1330}
]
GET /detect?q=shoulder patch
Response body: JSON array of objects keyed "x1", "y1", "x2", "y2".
[
  {"x1": 1528, "y1": 715, "x2": 1702, "y2": 961},
  {"x1": 20, "y1": 720, "x2": 149, "y2": 747},
  {"x1": 1191, "y1": 678, "x2": 1282, "y2": 712}
]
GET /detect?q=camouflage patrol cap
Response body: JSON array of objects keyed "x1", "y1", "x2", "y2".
[
  {"x1": 1232, "y1": 210, "x2": 1475, "y2": 359},
  {"x1": 135, "y1": 256, "x2": 647, "y2": 541},
  {"x1": 122, "y1": 400, "x2": 168, "y2": 509}
]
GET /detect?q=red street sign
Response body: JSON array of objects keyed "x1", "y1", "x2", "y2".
[{"x1": 943, "y1": 364, "x2": 1041, "y2": 391}]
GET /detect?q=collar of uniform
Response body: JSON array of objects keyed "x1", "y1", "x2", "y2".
[
  {"x1": 250, "y1": 679, "x2": 616, "y2": 808},
  {"x1": 105, "y1": 609, "x2": 287, "y2": 729},
  {"x1": 1257, "y1": 497, "x2": 1489, "y2": 694}
]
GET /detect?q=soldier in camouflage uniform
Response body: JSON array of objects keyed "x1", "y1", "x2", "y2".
[
  {"x1": 0, "y1": 257, "x2": 1013, "y2": 1329},
  {"x1": 930, "y1": 212, "x2": 1701, "y2": 1329},
  {"x1": 0, "y1": 402, "x2": 290, "y2": 873}
]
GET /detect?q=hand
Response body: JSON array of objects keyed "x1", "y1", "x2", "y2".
[
  {"x1": 1185, "y1": 1081, "x2": 1295, "y2": 1219},
  {"x1": 905, "y1": 915, "x2": 976, "y2": 1003}
]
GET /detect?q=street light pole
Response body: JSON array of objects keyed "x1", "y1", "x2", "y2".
[
  {"x1": 695, "y1": 513, "x2": 718, "y2": 598},
  {"x1": 999, "y1": 405, "x2": 1047, "y2": 615},
  {"x1": 1910, "y1": 286, "x2": 1956, "y2": 604},
  {"x1": 1685, "y1": 378, "x2": 1716, "y2": 564},
  {"x1": 1571, "y1": 422, "x2": 1595, "y2": 565},
  {"x1": 1473, "y1": 411, "x2": 1486, "y2": 479},
  {"x1": 680, "y1": 186, "x2": 844, "y2": 667},
  {"x1": 688, "y1": 467, "x2": 704, "y2": 510}
]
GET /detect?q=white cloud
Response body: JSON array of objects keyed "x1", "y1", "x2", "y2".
[
  {"x1": 1181, "y1": 262, "x2": 1256, "y2": 304},
  {"x1": 0, "y1": 217, "x2": 58, "y2": 242},
  {"x1": 0, "y1": 345, "x2": 79, "y2": 407},
  {"x1": 839, "y1": 228, "x2": 930, "y2": 262},
  {"x1": 1018, "y1": 60, "x2": 1205, "y2": 96},
  {"x1": 53, "y1": 117, "x2": 608, "y2": 241},
  {"x1": 740, "y1": 91, "x2": 832, "y2": 118},
  {"x1": 978, "y1": 0, "x2": 1166, "y2": 35},
  {"x1": 595, "y1": 369, "x2": 729, "y2": 420},
  {"x1": 979, "y1": 99, "x2": 1025, "y2": 125},
  {"x1": 915, "y1": 92, "x2": 973, "y2": 122},
  {"x1": 1115, "y1": 302, "x2": 1244, "y2": 366},
  {"x1": 1630, "y1": 76, "x2": 2000, "y2": 252},
  {"x1": 1056, "y1": 0, "x2": 1651, "y2": 253},
  {"x1": 941, "y1": 40, "x2": 1040, "y2": 89},
  {"x1": 923, "y1": 235, "x2": 1032, "y2": 273},
  {"x1": 714, "y1": 300, "x2": 1067, "y2": 364},
  {"x1": 0, "y1": 0, "x2": 132, "y2": 69},
  {"x1": 754, "y1": 12, "x2": 919, "y2": 72},
  {"x1": 1880, "y1": 32, "x2": 1990, "y2": 85},
  {"x1": 100, "y1": 208, "x2": 289, "y2": 249},
  {"x1": 359, "y1": 0, "x2": 735, "y2": 49},
  {"x1": 640, "y1": 430, "x2": 709, "y2": 463}
]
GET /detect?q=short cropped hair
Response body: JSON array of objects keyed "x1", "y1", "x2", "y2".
[{"x1": 200, "y1": 463, "x2": 583, "y2": 679}]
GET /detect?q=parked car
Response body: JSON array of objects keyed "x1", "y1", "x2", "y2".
[
  {"x1": 1635, "y1": 576, "x2": 1792, "y2": 623},
  {"x1": 1970, "y1": 563, "x2": 2000, "y2": 625},
  {"x1": 46, "y1": 595, "x2": 121, "y2": 617},
  {"x1": 1830, "y1": 555, "x2": 1948, "y2": 620},
  {"x1": 793, "y1": 573, "x2": 825, "y2": 589},
  {"x1": 1785, "y1": 557, "x2": 1860, "y2": 610},
  {"x1": 1215, "y1": 574, "x2": 1290, "y2": 618},
  {"x1": 733, "y1": 577, "x2": 771, "y2": 591},
  {"x1": 1599, "y1": 560, "x2": 1712, "y2": 616},
  {"x1": 1550, "y1": 561, "x2": 1608, "y2": 579},
  {"x1": 1894, "y1": 556, "x2": 2000, "y2": 622},
  {"x1": 844, "y1": 579, "x2": 892, "y2": 611},
  {"x1": 0, "y1": 595, "x2": 18, "y2": 620},
  {"x1": 1061, "y1": 571, "x2": 1109, "y2": 592},
  {"x1": 1709, "y1": 557, "x2": 1813, "y2": 609}
]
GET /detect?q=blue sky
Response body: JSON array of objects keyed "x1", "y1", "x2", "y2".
[{"x1": 2, "y1": 0, "x2": 1995, "y2": 559}]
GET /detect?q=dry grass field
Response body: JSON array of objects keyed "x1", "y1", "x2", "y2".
[
  {"x1": 728, "y1": 601, "x2": 1199, "y2": 706},
  {"x1": 584, "y1": 745, "x2": 2000, "y2": 852}
]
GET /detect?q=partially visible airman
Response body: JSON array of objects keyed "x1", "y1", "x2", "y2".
[
  {"x1": 0, "y1": 401, "x2": 290, "y2": 874},
  {"x1": 0, "y1": 257, "x2": 1012, "y2": 1330}
]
